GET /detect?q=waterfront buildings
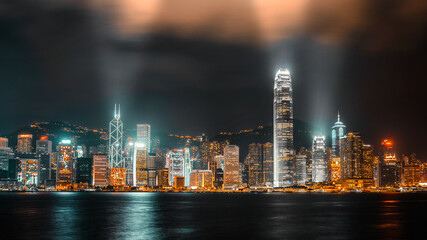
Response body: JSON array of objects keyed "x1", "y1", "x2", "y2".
[
  {"x1": 223, "y1": 145, "x2": 240, "y2": 188},
  {"x1": 273, "y1": 68, "x2": 294, "y2": 187},
  {"x1": 108, "y1": 105, "x2": 125, "y2": 185},
  {"x1": 263, "y1": 142, "x2": 274, "y2": 186},
  {"x1": 295, "y1": 154, "x2": 307, "y2": 185},
  {"x1": 56, "y1": 140, "x2": 74, "y2": 189},
  {"x1": 248, "y1": 143, "x2": 263, "y2": 186},
  {"x1": 331, "y1": 113, "x2": 346, "y2": 158},
  {"x1": 17, "y1": 134, "x2": 32, "y2": 154},
  {"x1": 312, "y1": 136, "x2": 327, "y2": 183},
  {"x1": 75, "y1": 157, "x2": 92, "y2": 185},
  {"x1": 137, "y1": 124, "x2": 151, "y2": 153},
  {"x1": 168, "y1": 149, "x2": 187, "y2": 186},
  {"x1": 134, "y1": 142, "x2": 148, "y2": 186},
  {"x1": 378, "y1": 140, "x2": 400, "y2": 187},
  {"x1": 190, "y1": 170, "x2": 213, "y2": 188},
  {"x1": 93, "y1": 154, "x2": 108, "y2": 187}
]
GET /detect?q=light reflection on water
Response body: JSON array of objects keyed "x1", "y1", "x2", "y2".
[{"x1": 1, "y1": 192, "x2": 426, "y2": 239}]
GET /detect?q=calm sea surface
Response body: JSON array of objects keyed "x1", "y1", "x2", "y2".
[{"x1": 1, "y1": 192, "x2": 426, "y2": 240}]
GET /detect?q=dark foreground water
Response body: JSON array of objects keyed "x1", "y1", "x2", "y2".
[{"x1": 1, "y1": 192, "x2": 426, "y2": 240}]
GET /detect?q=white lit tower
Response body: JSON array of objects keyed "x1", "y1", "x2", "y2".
[
  {"x1": 331, "y1": 112, "x2": 346, "y2": 157},
  {"x1": 109, "y1": 104, "x2": 125, "y2": 168},
  {"x1": 273, "y1": 68, "x2": 294, "y2": 187}
]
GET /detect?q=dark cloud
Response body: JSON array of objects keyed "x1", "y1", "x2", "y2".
[{"x1": 0, "y1": 0, "x2": 426, "y2": 159}]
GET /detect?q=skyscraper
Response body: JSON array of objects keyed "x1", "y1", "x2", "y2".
[
  {"x1": 295, "y1": 155, "x2": 307, "y2": 185},
  {"x1": 56, "y1": 140, "x2": 74, "y2": 190},
  {"x1": 137, "y1": 124, "x2": 151, "y2": 153},
  {"x1": 378, "y1": 140, "x2": 400, "y2": 187},
  {"x1": 312, "y1": 136, "x2": 327, "y2": 183},
  {"x1": 332, "y1": 112, "x2": 346, "y2": 158},
  {"x1": 109, "y1": 105, "x2": 126, "y2": 186},
  {"x1": 167, "y1": 149, "x2": 186, "y2": 186},
  {"x1": 248, "y1": 143, "x2": 263, "y2": 187},
  {"x1": 36, "y1": 137, "x2": 52, "y2": 187},
  {"x1": 17, "y1": 134, "x2": 32, "y2": 154},
  {"x1": 108, "y1": 104, "x2": 125, "y2": 178},
  {"x1": 262, "y1": 142, "x2": 273, "y2": 186},
  {"x1": 134, "y1": 142, "x2": 148, "y2": 186},
  {"x1": 273, "y1": 68, "x2": 294, "y2": 187},
  {"x1": 223, "y1": 145, "x2": 240, "y2": 188},
  {"x1": 340, "y1": 132, "x2": 363, "y2": 179},
  {"x1": 93, "y1": 154, "x2": 108, "y2": 187}
]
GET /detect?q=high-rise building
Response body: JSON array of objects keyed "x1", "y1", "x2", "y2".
[
  {"x1": 93, "y1": 154, "x2": 108, "y2": 187},
  {"x1": 190, "y1": 170, "x2": 213, "y2": 188},
  {"x1": 331, "y1": 113, "x2": 346, "y2": 157},
  {"x1": 248, "y1": 143, "x2": 263, "y2": 186},
  {"x1": 36, "y1": 137, "x2": 52, "y2": 155},
  {"x1": 312, "y1": 136, "x2": 327, "y2": 183},
  {"x1": 56, "y1": 140, "x2": 74, "y2": 190},
  {"x1": 36, "y1": 137, "x2": 52, "y2": 187},
  {"x1": 134, "y1": 142, "x2": 148, "y2": 186},
  {"x1": 330, "y1": 158, "x2": 341, "y2": 182},
  {"x1": 402, "y1": 154, "x2": 421, "y2": 187},
  {"x1": 17, "y1": 134, "x2": 33, "y2": 154},
  {"x1": 295, "y1": 155, "x2": 307, "y2": 185},
  {"x1": 137, "y1": 124, "x2": 151, "y2": 153},
  {"x1": 157, "y1": 168, "x2": 169, "y2": 187},
  {"x1": 214, "y1": 168, "x2": 224, "y2": 188},
  {"x1": 0, "y1": 137, "x2": 9, "y2": 148},
  {"x1": 263, "y1": 142, "x2": 273, "y2": 186},
  {"x1": 19, "y1": 158, "x2": 39, "y2": 186},
  {"x1": 214, "y1": 155, "x2": 224, "y2": 170},
  {"x1": 109, "y1": 105, "x2": 126, "y2": 186},
  {"x1": 75, "y1": 157, "x2": 92, "y2": 185},
  {"x1": 273, "y1": 68, "x2": 294, "y2": 187},
  {"x1": 223, "y1": 145, "x2": 240, "y2": 188},
  {"x1": 340, "y1": 133, "x2": 363, "y2": 179},
  {"x1": 378, "y1": 140, "x2": 400, "y2": 187},
  {"x1": 361, "y1": 144, "x2": 374, "y2": 179},
  {"x1": 167, "y1": 149, "x2": 187, "y2": 186}
]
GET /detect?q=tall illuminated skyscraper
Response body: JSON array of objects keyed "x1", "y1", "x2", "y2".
[
  {"x1": 109, "y1": 104, "x2": 126, "y2": 186},
  {"x1": 223, "y1": 145, "x2": 240, "y2": 188},
  {"x1": 56, "y1": 139, "x2": 74, "y2": 190},
  {"x1": 109, "y1": 104, "x2": 125, "y2": 168},
  {"x1": 273, "y1": 68, "x2": 294, "y2": 187},
  {"x1": 332, "y1": 112, "x2": 346, "y2": 157},
  {"x1": 137, "y1": 124, "x2": 151, "y2": 153}
]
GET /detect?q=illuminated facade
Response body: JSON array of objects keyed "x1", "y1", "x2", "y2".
[
  {"x1": 93, "y1": 154, "x2": 108, "y2": 187},
  {"x1": 248, "y1": 143, "x2": 263, "y2": 186},
  {"x1": 273, "y1": 68, "x2": 294, "y2": 187},
  {"x1": 19, "y1": 158, "x2": 38, "y2": 186},
  {"x1": 378, "y1": 140, "x2": 400, "y2": 187},
  {"x1": 134, "y1": 142, "x2": 148, "y2": 186},
  {"x1": 17, "y1": 134, "x2": 33, "y2": 154},
  {"x1": 56, "y1": 140, "x2": 74, "y2": 189},
  {"x1": 331, "y1": 113, "x2": 346, "y2": 157},
  {"x1": 312, "y1": 136, "x2": 327, "y2": 183},
  {"x1": 330, "y1": 158, "x2": 341, "y2": 182},
  {"x1": 223, "y1": 145, "x2": 240, "y2": 187},
  {"x1": 167, "y1": 149, "x2": 190, "y2": 186},
  {"x1": 340, "y1": 133, "x2": 363, "y2": 179},
  {"x1": 109, "y1": 167, "x2": 126, "y2": 186},
  {"x1": 109, "y1": 104, "x2": 125, "y2": 169},
  {"x1": 361, "y1": 144, "x2": 374, "y2": 179},
  {"x1": 0, "y1": 137, "x2": 8, "y2": 148},
  {"x1": 190, "y1": 170, "x2": 213, "y2": 188},
  {"x1": 137, "y1": 124, "x2": 151, "y2": 153},
  {"x1": 263, "y1": 142, "x2": 274, "y2": 186},
  {"x1": 295, "y1": 155, "x2": 307, "y2": 185},
  {"x1": 36, "y1": 137, "x2": 52, "y2": 186}
]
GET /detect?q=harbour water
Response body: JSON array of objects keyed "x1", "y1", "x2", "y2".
[{"x1": 1, "y1": 192, "x2": 426, "y2": 239}]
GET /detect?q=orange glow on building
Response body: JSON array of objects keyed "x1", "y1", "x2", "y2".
[
  {"x1": 93, "y1": 155, "x2": 109, "y2": 187},
  {"x1": 40, "y1": 136, "x2": 48, "y2": 140},
  {"x1": 331, "y1": 158, "x2": 341, "y2": 182},
  {"x1": 110, "y1": 167, "x2": 126, "y2": 186}
]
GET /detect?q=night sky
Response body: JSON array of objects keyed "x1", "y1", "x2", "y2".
[{"x1": 0, "y1": 0, "x2": 426, "y2": 159}]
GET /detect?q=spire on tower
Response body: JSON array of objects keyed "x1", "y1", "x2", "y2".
[{"x1": 337, "y1": 111, "x2": 340, "y2": 122}]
